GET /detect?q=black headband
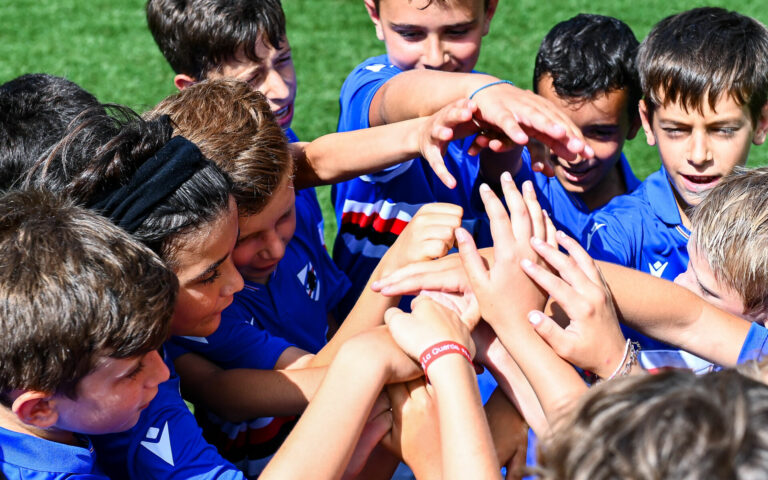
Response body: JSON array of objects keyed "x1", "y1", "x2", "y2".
[{"x1": 89, "y1": 136, "x2": 208, "y2": 233}]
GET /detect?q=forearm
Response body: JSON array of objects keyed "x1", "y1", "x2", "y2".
[
  {"x1": 491, "y1": 321, "x2": 588, "y2": 423},
  {"x1": 598, "y1": 261, "x2": 750, "y2": 365},
  {"x1": 262, "y1": 330, "x2": 393, "y2": 480},
  {"x1": 175, "y1": 353, "x2": 325, "y2": 422},
  {"x1": 429, "y1": 356, "x2": 498, "y2": 479},
  {"x1": 293, "y1": 118, "x2": 428, "y2": 189},
  {"x1": 370, "y1": 70, "x2": 496, "y2": 125}
]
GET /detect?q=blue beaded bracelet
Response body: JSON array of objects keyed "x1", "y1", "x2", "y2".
[{"x1": 468, "y1": 80, "x2": 515, "y2": 100}]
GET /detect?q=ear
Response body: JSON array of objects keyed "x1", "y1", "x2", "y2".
[
  {"x1": 626, "y1": 108, "x2": 643, "y2": 141},
  {"x1": 752, "y1": 102, "x2": 768, "y2": 146},
  {"x1": 173, "y1": 74, "x2": 197, "y2": 91},
  {"x1": 364, "y1": 0, "x2": 385, "y2": 42},
  {"x1": 12, "y1": 391, "x2": 59, "y2": 429},
  {"x1": 482, "y1": 0, "x2": 499, "y2": 36},
  {"x1": 638, "y1": 99, "x2": 657, "y2": 146}
]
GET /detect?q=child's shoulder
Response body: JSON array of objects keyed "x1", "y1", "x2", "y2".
[{"x1": 0, "y1": 426, "x2": 109, "y2": 479}]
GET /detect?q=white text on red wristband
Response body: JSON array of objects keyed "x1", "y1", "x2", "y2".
[{"x1": 419, "y1": 341, "x2": 473, "y2": 382}]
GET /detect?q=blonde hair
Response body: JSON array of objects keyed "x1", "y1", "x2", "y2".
[{"x1": 691, "y1": 167, "x2": 768, "y2": 319}]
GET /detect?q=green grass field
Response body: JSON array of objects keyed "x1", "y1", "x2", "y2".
[{"x1": 2, "y1": 0, "x2": 767, "y2": 246}]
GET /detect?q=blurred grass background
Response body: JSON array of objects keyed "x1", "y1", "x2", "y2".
[{"x1": 2, "y1": 0, "x2": 767, "y2": 246}]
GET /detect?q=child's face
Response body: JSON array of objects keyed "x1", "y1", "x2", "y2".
[
  {"x1": 53, "y1": 350, "x2": 169, "y2": 434},
  {"x1": 232, "y1": 177, "x2": 297, "y2": 284},
  {"x1": 639, "y1": 95, "x2": 768, "y2": 209},
  {"x1": 172, "y1": 196, "x2": 244, "y2": 337},
  {"x1": 674, "y1": 235, "x2": 748, "y2": 320},
  {"x1": 208, "y1": 35, "x2": 297, "y2": 128},
  {"x1": 364, "y1": 0, "x2": 496, "y2": 72},
  {"x1": 536, "y1": 75, "x2": 639, "y2": 200}
]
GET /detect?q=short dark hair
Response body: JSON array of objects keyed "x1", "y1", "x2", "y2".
[
  {"x1": 0, "y1": 189, "x2": 176, "y2": 403},
  {"x1": 0, "y1": 74, "x2": 102, "y2": 191},
  {"x1": 146, "y1": 0, "x2": 287, "y2": 80},
  {"x1": 26, "y1": 107, "x2": 233, "y2": 268},
  {"x1": 148, "y1": 79, "x2": 292, "y2": 215},
  {"x1": 533, "y1": 14, "x2": 641, "y2": 119},
  {"x1": 536, "y1": 368, "x2": 768, "y2": 479},
  {"x1": 638, "y1": 7, "x2": 768, "y2": 123}
]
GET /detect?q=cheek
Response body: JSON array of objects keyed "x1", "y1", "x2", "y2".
[
  {"x1": 171, "y1": 287, "x2": 216, "y2": 334},
  {"x1": 232, "y1": 242, "x2": 258, "y2": 268}
]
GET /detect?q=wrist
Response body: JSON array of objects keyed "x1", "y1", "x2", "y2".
[
  {"x1": 469, "y1": 80, "x2": 515, "y2": 101},
  {"x1": 420, "y1": 341, "x2": 473, "y2": 383}
]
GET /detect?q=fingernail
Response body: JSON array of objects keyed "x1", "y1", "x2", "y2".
[
  {"x1": 501, "y1": 171, "x2": 513, "y2": 182},
  {"x1": 531, "y1": 237, "x2": 543, "y2": 246},
  {"x1": 480, "y1": 183, "x2": 491, "y2": 193},
  {"x1": 528, "y1": 311, "x2": 541, "y2": 325},
  {"x1": 523, "y1": 180, "x2": 533, "y2": 192},
  {"x1": 542, "y1": 209, "x2": 549, "y2": 218},
  {"x1": 557, "y1": 230, "x2": 567, "y2": 239},
  {"x1": 455, "y1": 228, "x2": 470, "y2": 243},
  {"x1": 521, "y1": 258, "x2": 533, "y2": 269},
  {"x1": 371, "y1": 280, "x2": 380, "y2": 290}
]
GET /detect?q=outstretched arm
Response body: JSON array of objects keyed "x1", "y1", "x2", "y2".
[{"x1": 293, "y1": 99, "x2": 479, "y2": 190}]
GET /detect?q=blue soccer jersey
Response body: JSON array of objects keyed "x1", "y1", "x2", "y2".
[
  {"x1": 332, "y1": 54, "x2": 484, "y2": 318},
  {"x1": 230, "y1": 188, "x2": 350, "y2": 354},
  {"x1": 515, "y1": 151, "x2": 640, "y2": 240},
  {"x1": 91, "y1": 347, "x2": 244, "y2": 480},
  {"x1": 738, "y1": 322, "x2": 768, "y2": 364},
  {"x1": 585, "y1": 166, "x2": 690, "y2": 350},
  {"x1": 1, "y1": 427, "x2": 109, "y2": 479}
]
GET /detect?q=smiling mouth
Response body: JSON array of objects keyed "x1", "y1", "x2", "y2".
[
  {"x1": 273, "y1": 104, "x2": 293, "y2": 124},
  {"x1": 682, "y1": 174, "x2": 719, "y2": 184},
  {"x1": 560, "y1": 163, "x2": 597, "y2": 181}
]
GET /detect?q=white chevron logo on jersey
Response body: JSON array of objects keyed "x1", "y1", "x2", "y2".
[
  {"x1": 648, "y1": 260, "x2": 668, "y2": 278},
  {"x1": 141, "y1": 421, "x2": 174, "y2": 466},
  {"x1": 586, "y1": 223, "x2": 606, "y2": 250}
]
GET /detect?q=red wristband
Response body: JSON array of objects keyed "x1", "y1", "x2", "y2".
[{"x1": 419, "y1": 341, "x2": 473, "y2": 382}]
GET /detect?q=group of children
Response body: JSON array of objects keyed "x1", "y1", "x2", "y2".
[{"x1": 3, "y1": 0, "x2": 768, "y2": 478}]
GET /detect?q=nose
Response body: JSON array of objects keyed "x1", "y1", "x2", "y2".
[
  {"x1": 422, "y1": 35, "x2": 446, "y2": 70},
  {"x1": 262, "y1": 68, "x2": 290, "y2": 104},
  {"x1": 673, "y1": 268, "x2": 693, "y2": 291},
  {"x1": 687, "y1": 130, "x2": 712, "y2": 167},
  {"x1": 221, "y1": 258, "x2": 244, "y2": 296},
  {"x1": 260, "y1": 229, "x2": 287, "y2": 263},
  {"x1": 146, "y1": 350, "x2": 170, "y2": 387}
]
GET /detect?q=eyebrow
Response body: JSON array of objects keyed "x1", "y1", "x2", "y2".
[
  {"x1": 193, "y1": 254, "x2": 229, "y2": 283},
  {"x1": 389, "y1": 20, "x2": 477, "y2": 30}
]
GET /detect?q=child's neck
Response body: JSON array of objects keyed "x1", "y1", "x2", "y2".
[
  {"x1": 671, "y1": 187, "x2": 693, "y2": 229},
  {"x1": 0, "y1": 407, "x2": 80, "y2": 446},
  {"x1": 579, "y1": 163, "x2": 626, "y2": 210}
]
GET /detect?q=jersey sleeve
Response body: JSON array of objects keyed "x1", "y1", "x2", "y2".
[
  {"x1": 171, "y1": 308, "x2": 294, "y2": 371},
  {"x1": 738, "y1": 322, "x2": 768, "y2": 364},
  {"x1": 337, "y1": 55, "x2": 402, "y2": 133}
]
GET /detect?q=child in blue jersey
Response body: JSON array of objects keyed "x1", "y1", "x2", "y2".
[
  {"x1": 584, "y1": 7, "x2": 768, "y2": 350},
  {"x1": 29, "y1": 111, "x2": 250, "y2": 480},
  {"x1": 519, "y1": 14, "x2": 643, "y2": 239},
  {"x1": 585, "y1": 8, "x2": 768, "y2": 284},
  {"x1": 150, "y1": 79, "x2": 472, "y2": 475},
  {"x1": 0, "y1": 189, "x2": 174, "y2": 480},
  {"x1": 332, "y1": 0, "x2": 595, "y2": 318}
]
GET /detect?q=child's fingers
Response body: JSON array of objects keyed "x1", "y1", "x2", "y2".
[
  {"x1": 555, "y1": 231, "x2": 603, "y2": 285},
  {"x1": 456, "y1": 227, "x2": 490, "y2": 293},
  {"x1": 528, "y1": 237, "x2": 594, "y2": 288},
  {"x1": 519, "y1": 256, "x2": 579, "y2": 305},
  {"x1": 543, "y1": 211, "x2": 557, "y2": 247},
  {"x1": 479, "y1": 183, "x2": 517, "y2": 255},
  {"x1": 497, "y1": 174, "x2": 531, "y2": 244},
  {"x1": 415, "y1": 238, "x2": 454, "y2": 261},
  {"x1": 520, "y1": 180, "x2": 545, "y2": 241},
  {"x1": 422, "y1": 145, "x2": 457, "y2": 189},
  {"x1": 527, "y1": 310, "x2": 572, "y2": 358}
]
